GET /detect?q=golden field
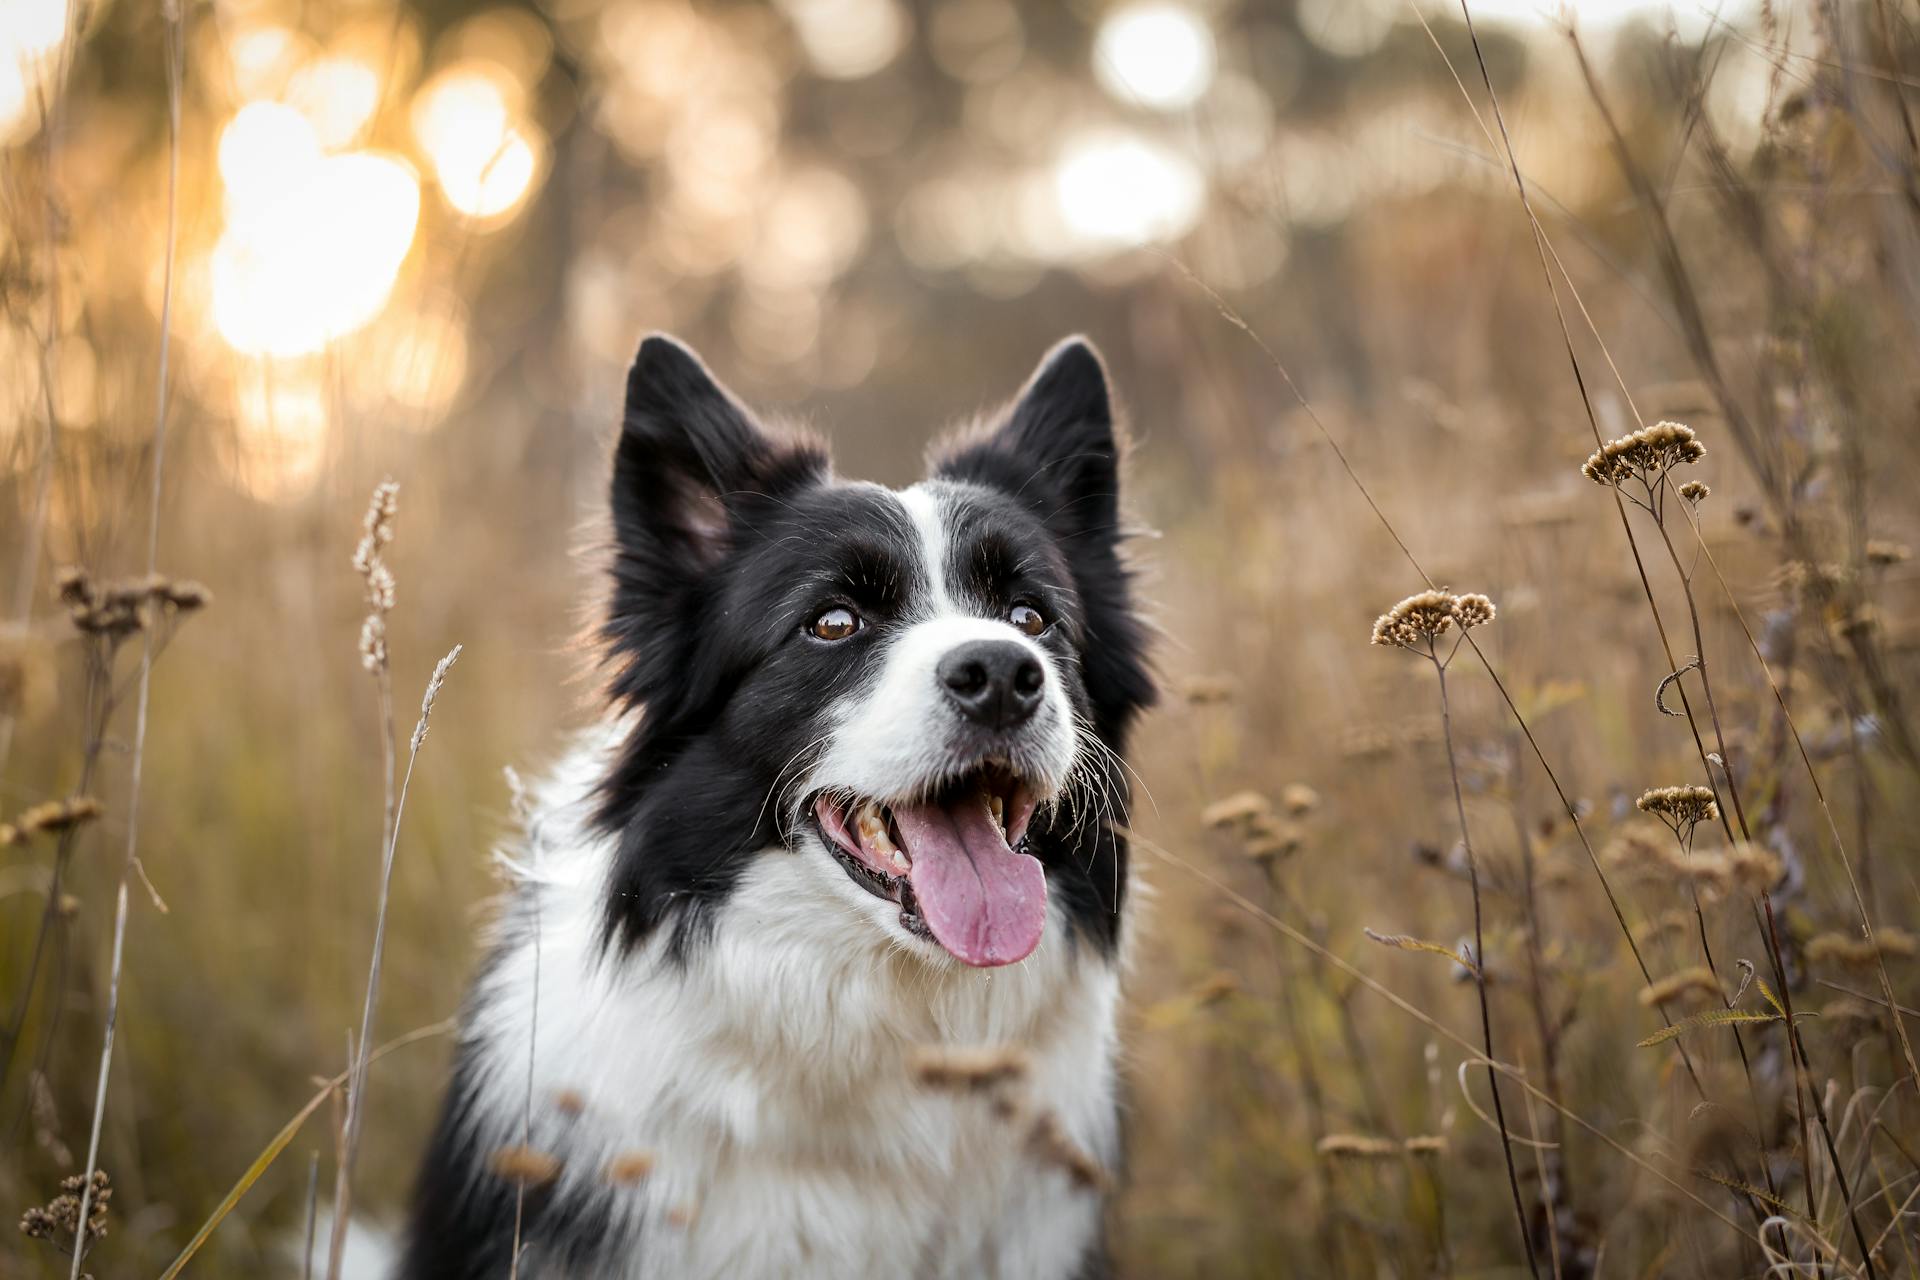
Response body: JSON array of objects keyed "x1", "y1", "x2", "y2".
[{"x1": 3, "y1": 0, "x2": 1918, "y2": 1275}]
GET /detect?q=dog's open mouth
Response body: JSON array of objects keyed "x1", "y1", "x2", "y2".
[{"x1": 812, "y1": 764, "x2": 1045, "y2": 968}]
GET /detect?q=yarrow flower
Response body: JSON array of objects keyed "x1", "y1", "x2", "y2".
[
  {"x1": 1581, "y1": 421, "x2": 1706, "y2": 487},
  {"x1": 1636, "y1": 784, "x2": 1719, "y2": 838},
  {"x1": 1369, "y1": 590, "x2": 1497, "y2": 651},
  {"x1": 1679, "y1": 480, "x2": 1709, "y2": 504}
]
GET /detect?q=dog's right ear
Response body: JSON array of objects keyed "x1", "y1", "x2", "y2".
[
  {"x1": 615, "y1": 334, "x2": 789, "y2": 572},
  {"x1": 608, "y1": 335, "x2": 824, "y2": 694}
]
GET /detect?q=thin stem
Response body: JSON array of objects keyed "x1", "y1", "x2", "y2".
[
  {"x1": 328, "y1": 646, "x2": 459, "y2": 1280},
  {"x1": 1434, "y1": 657, "x2": 1540, "y2": 1279},
  {"x1": 69, "y1": 5, "x2": 182, "y2": 1268}
]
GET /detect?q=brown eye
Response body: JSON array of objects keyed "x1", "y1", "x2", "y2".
[
  {"x1": 1008, "y1": 603, "x2": 1047, "y2": 636},
  {"x1": 811, "y1": 607, "x2": 860, "y2": 641}
]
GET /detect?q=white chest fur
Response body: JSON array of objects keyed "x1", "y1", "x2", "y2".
[{"x1": 452, "y1": 737, "x2": 1122, "y2": 1279}]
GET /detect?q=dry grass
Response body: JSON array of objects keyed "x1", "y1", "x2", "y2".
[{"x1": 4, "y1": 3, "x2": 1920, "y2": 1278}]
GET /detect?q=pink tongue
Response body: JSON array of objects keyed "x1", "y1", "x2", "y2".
[{"x1": 891, "y1": 794, "x2": 1047, "y2": 967}]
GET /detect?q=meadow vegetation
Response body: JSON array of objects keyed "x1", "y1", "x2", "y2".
[{"x1": 3, "y1": 1, "x2": 1919, "y2": 1276}]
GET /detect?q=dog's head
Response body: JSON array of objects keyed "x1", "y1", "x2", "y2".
[{"x1": 596, "y1": 334, "x2": 1153, "y2": 968}]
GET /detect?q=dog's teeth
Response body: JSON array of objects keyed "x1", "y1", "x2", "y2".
[
  {"x1": 855, "y1": 802, "x2": 911, "y2": 875},
  {"x1": 988, "y1": 793, "x2": 1005, "y2": 838}
]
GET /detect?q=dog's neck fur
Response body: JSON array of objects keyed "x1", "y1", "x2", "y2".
[{"x1": 423, "y1": 726, "x2": 1123, "y2": 1279}]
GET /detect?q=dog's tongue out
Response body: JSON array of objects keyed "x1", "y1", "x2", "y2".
[{"x1": 891, "y1": 792, "x2": 1046, "y2": 967}]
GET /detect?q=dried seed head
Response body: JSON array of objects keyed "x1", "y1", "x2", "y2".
[
  {"x1": 1316, "y1": 1134, "x2": 1400, "y2": 1160},
  {"x1": 1280, "y1": 783, "x2": 1319, "y2": 817},
  {"x1": 1635, "y1": 785, "x2": 1719, "y2": 834},
  {"x1": 1866, "y1": 539, "x2": 1911, "y2": 567},
  {"x1": 1369, "y1": 590, "x2": 1456, "y2": 650},
  {"x1": 54, "y1": 566, "x2": 93, "y2": 607},
  {"x1": 1805, "y1": 928, "x2": 1918, "y2": 969},
  {"x1": 1403, "y1": 1135, "x2": 1447, "y2": 1156},
  {"x1": 1200, "y1": 790, "x2": 1270, "y2": 831},
  {"x1": 489, "y1": 1145, "x2": 562, "y2": 1185},
  {"x1": 17, "y1": 796, "x2": 104, "y2": 838},
  {"x1": 1026, "y1": 1112, "x2": 1109, "y2": 1191},
  {"x1": 358, "y1": 615, "x2": 388, "y2": 674},
  {"x1": 1638, "y1": 966, "x2": 1723, "y2": 1008},
  {"x1": 605, "y1": 1151, "x2": 656, "y2": 1183},
  {"x1": 1679, "y1": 480, "x2": 1710, "y2": 504},
  {"x1": 1582, "y1": 420, "x2": 1706, "y2": 486},
  {"x1": 1726, "y1": 842, "x2": 1783, "y2": 894},
  {"x1": 18, "y1": 1170, "x2": 110, "y2": 1246},
  {"x1": 1450, "y1": 593, "x2": 1496, "y2": 630},
  {"x1": 911, "y1": 1044, "x2": 1032, "y2": 1093}
]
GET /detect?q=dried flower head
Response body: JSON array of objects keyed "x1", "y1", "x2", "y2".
[
  {"x1": 1316, "y1": 1134, "x2": 1400, "y2": 1160},
  {"x1": 1805, "y1": 928, "x2": 1918, "y2": 969},
  {"x1": 1638, "y1": 966, "x2": 1723, "y2": 1008},
  {"x1": 1866, "y1": 539, "x2": 1911, "y2": 567},
  {"x1": 1026, "y1": 1112, "x2": 1109, "y2": 1191},
  {"x1": 605, "y1": 1151, "x2": 656, "y2": 1184},
  {"x1": 911, "y1": 1044, "x2": 1031, "y2": 1093},
  {"x1": 1280, "y1": 783, "x2": 1319, "y2": 817},
  {"x1": 1450, "y1": 593, "x2": 1496, "y2": 630},
  {"x1": 1679, "y1": 480, "x2": 1710, "y2": 504},
  {"x1": 1370, "y1": 590, "x2": 1498, "y2": 651},
  {"x1": 1636, "y1": 785, "x2": 1719, "y2": 837},
  {"x1": 488, "y1": 1145, "x2": 561, "y2": 1186},
  {"x1": 1581, "y1": 421, "x2": 1706, "y2": 487},
  {"x1": 1403, "y1": 1135, "x2": 1448, "y2": 1156},
  {"x1": 16, "y1": 797, "x2": 104, "y2": 839},
  {"x1": 18, "y1": 1170, "x2": 110, "y2": 1253},
  {"x1": 1200, "y1": 790, "x2": 1270, "y2": 831},
  {"x1": 1726, "y1": 843, "x2": 1783, "y2": 893},
  {"x1": 1369, "y1": 590, "x2": 1455, "y2": 650}
]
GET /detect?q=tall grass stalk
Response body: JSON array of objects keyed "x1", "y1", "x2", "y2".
[
  {"x1": 327, "y1": 644, "x2": 461, "y2": 1280},
  {"x1": 67, "y1": 3, "x2": 183, "y2": 1269}
]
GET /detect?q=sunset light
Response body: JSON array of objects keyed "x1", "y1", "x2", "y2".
[
  {"x1": 411, "y1": 62, "x2": 543, "y2": 221},
  {"x1": 213, "y1": 103, "x2": 420, "y2": 356}
]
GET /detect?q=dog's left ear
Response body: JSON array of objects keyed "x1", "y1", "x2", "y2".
[{"x1": 936, "y1": 336, "x2": 1121, "y2": 540}]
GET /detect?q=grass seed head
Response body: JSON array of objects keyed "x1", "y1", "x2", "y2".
[{"x1": 1316, "y1": 1134, "x2": 1400, "y2": 1160}]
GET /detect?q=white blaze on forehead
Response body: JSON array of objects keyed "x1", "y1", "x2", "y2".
[{"x1": 896, "y1": 481, "x2": 954, "y2": 616}]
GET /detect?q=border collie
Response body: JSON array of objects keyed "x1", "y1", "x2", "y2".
[{"x1": 400, "y1": 334, "x2": 1153, "y2": 1278}]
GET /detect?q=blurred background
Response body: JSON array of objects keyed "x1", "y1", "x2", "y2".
[{"x1": 4, "y1": 0, "x2": 1919, "y2": 1274}]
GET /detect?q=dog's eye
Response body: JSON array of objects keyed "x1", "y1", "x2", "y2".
[
  {"x1": 1008, "y1": 603, "x2": 1047, "y2": 636},
  {"x1": 810, "y1": 607, "x2": 861, "y2": 641}
]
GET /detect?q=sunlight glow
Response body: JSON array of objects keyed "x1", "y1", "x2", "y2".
[
  {"x1": 776, "y1": 0, "x2": 910, "y2": 80},
  {"x1": 1053, "y1": 130, "x2": 1204, "y2": 251},
  {"x1": 285, "y1": 55, "x2": 382, "y2": 149},
  {"x1": 213, "y1": 103, "x2": 419, "y2": 357},
  {"x1": 0, "y1": 0, "x2": 69, "y2": 141},
  {"x1": 412, "y1": 63, "x2": 544, "y2": 222},
  {"x1": 1093, "y1": 3, "x2": 1215, "y2": 111}
]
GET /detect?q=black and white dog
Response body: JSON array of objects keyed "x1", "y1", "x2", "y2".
[{"x1": 400, "y1": 334, "x2": 1153, "y2": 1278}]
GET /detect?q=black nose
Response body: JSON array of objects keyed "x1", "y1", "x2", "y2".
[{"x1": 938, "y1": 639, "x2": 1045, "y2": 730}]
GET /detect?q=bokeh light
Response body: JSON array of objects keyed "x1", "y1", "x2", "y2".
[
  {"x1": 0, "y1": 0, "x2": 70, "y2": 141},
  {"x1": 213, "y1": 103, "x2": 420, "y2": 357},
  {"x1": 776, "y1": 0, "x2": 910, "y2": 80},
  {"x1": 284, "y1": 55, "x2": 381, "y2": 148},
  {"x1": 1054, "y1": 129, "x2": 1205, "y2": 251},
  {"x1": 411, "y1": 61, "x2": 545, "y2": 222},
  {"x1": 1093, "y1": 3, "x2": 1216, "y2": 111}
]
